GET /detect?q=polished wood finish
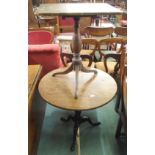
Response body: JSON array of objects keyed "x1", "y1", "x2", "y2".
[
  {"x1": 99, "y1": 37, "x2": 126, "y2": 47},
  {"x1": 81, "y1": 38, "x2": 99, "y2": 60},
  {"x1": 99, "y1": 37, "x2": 126, "y2": 52},
  {"x1": 52, "y1": 17, "x2": 97, "y2": 99},
  {"x1": 28, "y1": 65, "x2": 42, "y2": 113},
  {"x1": 36, "y1": 2, "x2": 122, "y2": 98},
  {"x1": 28, "y1": 26, "x2": 54, "y2": 32},
  {"x1": 28, "y1": 65, "x2": 42, "y2": 155},
  {"x1": 115, "y1": 48, "x2": 127, "y2": 138},
  {"x1": 95, "y1": 37, "x2": 126, "y2": 62},
  {"x1": 114, "y1": 26, "x2": 127, "y2": 37},
  {"x1": 82, "y1": 38, "x2": 98, "y2": 48},
  {"x1": 61, "y1": 52, "x2": 94, "y2": 67},
  {"x1": 119, "y1": 49, "x2": 127, "y2": 113},
  {"x1": 36, "y1": 15, "x2": 58, "y2": 28},
  {"x1": 71, "y1": 17, "x2": 81, "y2": 54},
  {"x1": 123, "y1": 69, "x2": 127, "y2": 113},
  {"x1": 38, "y1": 68, "x2": 117, "y2": 111},
  {"x1": 86, "y1": 26, "x2": 114, "y2": 37},
  {"x1": 35, "y1": 3, "x2": 123, "y2": 16},
  {"x1": 28, "y1": 0, "x2": 36, "y2": 25}
]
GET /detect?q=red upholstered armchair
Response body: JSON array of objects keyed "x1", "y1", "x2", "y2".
[
  {"x1": 28, "y1": 28, "x2": 54, "y2": 44},
  {"x1": 28, "y1": 28, "x2": 63, "y2": 76},
  {"x1": 28, "y1": 44, "x2": 63, "y2": 76}
]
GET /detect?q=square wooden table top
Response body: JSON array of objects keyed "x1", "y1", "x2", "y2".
[{"x1": 35, "y1": 3, "x2": 123, "y2": 17}]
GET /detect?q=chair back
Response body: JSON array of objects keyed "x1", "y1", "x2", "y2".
[
  {"x1": 61, "y1": 52, "x2": 93, "y2": 67},
  {"x1": 28, "y1": 28, "x2": 54, "y2": 44},
  {"x1": 114, "y1": 26, "x2": 127, "y2": 37},
  {"x1": 114, "y1": 46, "x2": 127, "y2": 137},
  {"x1": 99, "y1": 37, "x2": 127, "y2": 54},
  {"x1": 119, "y1": 47, "x2": 127, "y2": 89},
  {"x1": 86, "y1": 26, "x2": 114, "y2": 37},
  {"x1": 119, "y1": 47, "x2": 127, "y2": 130},
  {"x1": 81, "y1": 38, "x2": 99, "y2": 51}
]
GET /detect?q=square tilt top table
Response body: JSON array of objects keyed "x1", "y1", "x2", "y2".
[
  {"x1": 35, "y1": 3, "x2": 122, "y2": 99},
  {"x1": 35, "y1": 3, "x2": 123, "y2": 17}
]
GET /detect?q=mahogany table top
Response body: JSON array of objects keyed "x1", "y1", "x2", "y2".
[
  {"x1": 35, "y1": 3, "x2": 123, "y2": 17},
  {"x1": 38, "y1": 68, "x2": 117, "y2": 111}
]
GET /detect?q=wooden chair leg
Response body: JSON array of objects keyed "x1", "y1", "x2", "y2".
[
  {"x1": 115, "y1": 117, "x2": 122, "y2": 138},
  {"x1": 115, "y1": 81, "x2": 121, "y2": 113}
]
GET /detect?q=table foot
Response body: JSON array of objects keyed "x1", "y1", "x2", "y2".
[
  {"x1": 60, "y1": 115, "x2": 74, "y2": 122},
  {"x1": 52, "y1": 60, "x2": 97, "y2": 77},
  {"x1": 80, "y1": 116, "x2": 101, "y2": 126},
  {"x1": 61, "y1": 111, "x2": 100, "y2": 151},
  {"x1": 80, "y1": 64, "x2": 97, "y2": 75},
  {"x1": 52, "y1": 64, "x2": 73, "y2": 77}
]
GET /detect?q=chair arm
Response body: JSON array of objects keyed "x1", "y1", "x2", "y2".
[
  {"x1": 28, "y1": 44, "x2": 60, "y2": 54},
  {"x1": 104, "y1": 53, "x2": 121, "y2": 74},
  {"x1": 28, "y1": 44, "x2": 63, "y2": 75},
  {"x1": 61, "y1": 53, "x2": 93, "y2": 67},
  {"x1": 80, "y1": 54, "x2": 93, "y2": 67}
]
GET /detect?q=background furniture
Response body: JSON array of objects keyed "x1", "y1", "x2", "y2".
[
  {"x1": 28, "y1": 28, "x2": 54, "y2": 44},
  {"x1": 58, "y1": 17, "x2": 74, "y2": 33},
  {"x1": 56, "y1": 36, "x2": 97, "y2": 68},
  {"x1": 57, "y1": 0, "x2": 92, "y2": 33},
  {"x1": 115, "y1": 65, "x2": 127, "y2": 138},
  {"x1": 95, "y1": 37, "x2": 126, "y2": 73},
  {"x1": 85, "y1": 26, "x2": 114, "y2": 61},
  {"x1": 58, "y1": 16, "x2": 92, "y2": 33},
  {"x1": 28, "y1": 28, "x2": 63, "y2": 76},
  {"x1": 28, "y1": 65, "x2": 43, "y2": 155},
  {"x1": 61, "y1": 52, "x2": 94, "y2": 68},
  {"x1": 85, "y1": 26, "x2": 114, "y2": 40},
  {"x1": 113, "y1": 26, "x2": 127, "y2": 38},
  {"x1": 28, "y1": 44, "x2": 63, "y2": 76},
  {"x1": 80, "y1": 38, "x2": 99, "y2": 65},
  {"x1": 28, "y1": 65, "x2": 42, "y2": 110},
  {"x1": 115, "y1": 48, "x2": 127, "y2": 138},
  {"x1": 55, "y1": 32, "x2": 73, "y2": 53},
  {"x1": 38, "y1": 68, "x2": 117, "y2": 151}
]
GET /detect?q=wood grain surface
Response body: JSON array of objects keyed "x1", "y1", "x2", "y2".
[
  {"x1": 35, "y1": 3, "x2": 123, "y2": 17},
  {"x1": 28, "y1": 65, "x2": 42, "y2": 114},
  {"x1": 28, "y1": 65, "x2": 42, "y2": 155},
  {"x1": 38, "y1": 68, "x2": 117, "y2": 111}
]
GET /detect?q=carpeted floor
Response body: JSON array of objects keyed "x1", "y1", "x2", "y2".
[{"x1": 36, "y1": 95, "x2": 127, "y2": 155}]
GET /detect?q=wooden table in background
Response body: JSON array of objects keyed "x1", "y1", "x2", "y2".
[
  {"x1": 28, "y1": 65, "x2": 42, "y2": 155},
  {"x1": 28, "y1": 65, "x2": 42, "y2": 113}
]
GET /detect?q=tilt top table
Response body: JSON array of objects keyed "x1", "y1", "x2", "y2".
[
  {"x1": 38, "y1": 68, "x2": 117, "y2": 151},
  {"x1": 35, "y1": 3, "x2": 122, "y2": 99},
  {"x1": 34, "y1": 3, "x2": 123, "y2": 17}
]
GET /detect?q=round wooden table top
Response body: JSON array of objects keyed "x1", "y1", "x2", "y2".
[{"x1": 38, "y1": 68, "x2": 117, "y2": 111}]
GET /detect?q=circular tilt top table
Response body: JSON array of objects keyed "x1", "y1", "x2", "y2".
[{"x1": 38, "y1": 67, "x2": 117, "y2": 151}]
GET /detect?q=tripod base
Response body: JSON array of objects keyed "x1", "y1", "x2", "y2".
[
  {"x1": 52, "y1": 60, "x2": 97, "y2": 77},
  {"x1": 61, "y1": 111, "x2": 101, "y2": 151},
  {"x1": 52, "y1": 58, "x2": 97, "y2": 99}
]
